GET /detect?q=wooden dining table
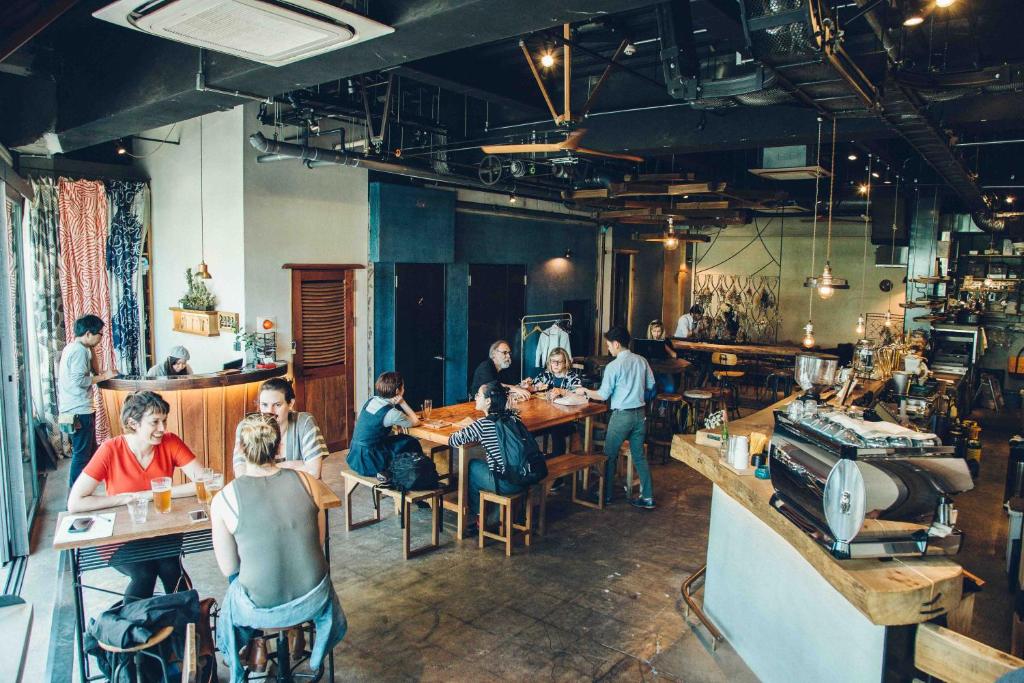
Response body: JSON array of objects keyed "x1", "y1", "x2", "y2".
[
  {"x1": 408, "y1": 396, "x2": 608, "y2": 539},
  {"x1": 54, "y1": 468, "x2": 342, "y2": 683}
]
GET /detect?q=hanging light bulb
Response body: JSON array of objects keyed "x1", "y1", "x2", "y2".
[
  {"x1": 855, "y1": 314, "x2": 866, "y2": 337},
  {"x1": 540, "y1": 52, "x2": 555, "y2": 68},
  {"x1": 884, "y1": 311, "x2": 893, "y2": 327},
  {"x1": 664, "y1": 216, "x2": 678, "y2": 250},
  {"x1": 818, "y1": 262, "x2": 835, "y2": 300},
  {"x1": 802, "y1": 321, "x2": 816, "y2": 348}
]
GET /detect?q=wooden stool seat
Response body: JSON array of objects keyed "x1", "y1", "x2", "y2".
[
  {"x1": 684, "y1": 389, "x2": 713, "y2": 400},
  {"x1": 479, "y1": 489, "x2": 535, "y2": 557},
  {"x1": 713, "y1": 370, "x2": 746, "y2": 379},
  {"x1": 98, "y1": 625, "x2": 174, "y2": 654},
  {"x1": 339, "y1": 459, "x2": 445, "y2": 559}
]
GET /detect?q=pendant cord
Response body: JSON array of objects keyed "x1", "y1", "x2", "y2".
[
  {"x1": 199, "y1": 117, "x2": 205, "y2": 263},
  {"x1": 825, "y1": 118, "x2": 838, "y2": 264},
  {"x1": 809, "y1": 117, "x2": 823, "y2": 321},
  {"x1": 888, "y1": 172, "x2": 901, "y2": 315},
  {"x1": 859, "y1": 156, "x2": 873, "y2": 316}
]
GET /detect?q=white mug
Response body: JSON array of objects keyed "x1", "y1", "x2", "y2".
[{"x1": 729, "y1": 435, "x2": 750, "y2": 469}]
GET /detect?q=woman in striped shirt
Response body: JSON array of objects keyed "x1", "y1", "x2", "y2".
[{"x1": 448, "y1": 381, "x2": 527, "y2": 536}]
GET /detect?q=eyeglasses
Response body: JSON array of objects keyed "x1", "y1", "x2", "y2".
[{"x1": 496, "y1": 349, "x2": 511, "y2": 356}]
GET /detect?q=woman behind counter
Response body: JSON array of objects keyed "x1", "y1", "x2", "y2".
[
  {"x1": 346, "y1": 372, "x2": 422, "y2": 483},
  {"x1": 146, "y1": 345, "x2": 193, "y2": 378},
  {"x1": 232, "y1": 378, "x2": 329, "y2": 479}
]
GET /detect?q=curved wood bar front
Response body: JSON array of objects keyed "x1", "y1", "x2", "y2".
[{"x1": 98, "y1": 364, "x2": 288, "y2": 482}]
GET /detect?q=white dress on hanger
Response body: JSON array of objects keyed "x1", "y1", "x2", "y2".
[{"x1": 535, "y1": 323, "x2": 572, "y2": 367}]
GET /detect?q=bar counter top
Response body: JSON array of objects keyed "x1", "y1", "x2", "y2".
[
  {"x1": 671, "y1": 397, "x2": 965, "y2": 626},
  {"x1": 98, "y1": 362, "x2": 287, "y2": 391}
]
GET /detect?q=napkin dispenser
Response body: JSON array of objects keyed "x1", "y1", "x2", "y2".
[{"x1": 768, "y1": 410, "x2": 973, "y2": 559}]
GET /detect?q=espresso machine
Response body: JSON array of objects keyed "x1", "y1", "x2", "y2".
[{"x1": 768, "y1": 409, "x2": 973, "y2": 559}]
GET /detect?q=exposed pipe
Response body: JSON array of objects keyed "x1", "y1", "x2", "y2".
[
  {"x1": 456, "y1": 201, "x2": 597, "y2": 225},
  {"x1": 249, "y1": 132, "x2": 567, "y2": 202},
  {"x1": 956, "y1": 139, "x2": 1024, "y2": 148}
]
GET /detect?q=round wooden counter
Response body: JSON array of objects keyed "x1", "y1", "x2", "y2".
[{"x1": 98, "y1": 364, "x2": 288, "y2": 481}]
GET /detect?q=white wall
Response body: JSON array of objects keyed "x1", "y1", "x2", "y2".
[
  {"x1": 241, "y1": 104, "x2": 371, "y2": 405},
  {"x1": 692, "y1": 219, "x2": 905, "y2": 347},
  {"x1": 137, "y1": 111, "x2": 245, "y2": 373}
]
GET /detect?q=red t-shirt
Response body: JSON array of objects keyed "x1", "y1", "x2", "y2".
[{"x1": 83, "y1": 433, "x2": 196, "y2": 495}]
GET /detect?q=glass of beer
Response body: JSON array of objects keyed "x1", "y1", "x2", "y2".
[
  {"x1": 151, "y1": 477, "x2": 172, "y2": 514},
  {"x1": 422, "y1": 399, "x2": 433, "y2": 420},
  {"x1": 206, "y1": 473, "x2": 224, "y2": 499},
  {"x1": 195, "y1": 468, "x2": 213, "y2": 504}
]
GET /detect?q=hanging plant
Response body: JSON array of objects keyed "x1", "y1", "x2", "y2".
[{"x1": 178, "y1": 267, "x2": 218, "y2": 311}]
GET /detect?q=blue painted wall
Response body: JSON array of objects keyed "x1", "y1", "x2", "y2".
[{"x1": 371, "y1": 182, "x2": 599, "y2": 405}]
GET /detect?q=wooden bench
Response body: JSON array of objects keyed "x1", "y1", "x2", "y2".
[
  {"x1": 0, "y1": 596, "x2": 33, "y2": 683},
  {"x1": 339, "y1": 461, "x2": 445, "y2": 560},
  {"x1": 538, "y1": 453, "x2": 607, "y2": 535},
  {"x1": 479, "y1": 488, "x2": 535, "y2": 557}
]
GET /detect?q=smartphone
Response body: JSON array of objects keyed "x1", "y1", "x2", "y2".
[
  {"x1": 188, "y1": 509, "x2": 209, "y2": 523},
  {"x1": 69, "y1": 517, "x2": 95, "y2": 533}
]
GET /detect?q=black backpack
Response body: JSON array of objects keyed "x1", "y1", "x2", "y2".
[
  {"x1": 493, "y1": 417, "x2": 548, "y2": 487},
  {"x1": 382, "y1": 450, "x2": 440, "y2": 529}
]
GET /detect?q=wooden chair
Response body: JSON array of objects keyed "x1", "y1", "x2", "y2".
[
  {"x1": 339, "y1": 460, "x2": 445, "y2": 560},
  {"x1": 479, "y1": 488, "x2": 535, "y2": 557},
  {"x1": 97, "y1": 624, "x2": 175, "y2": 683},
  {"x1": 915, "y1": 622, "x2": 1024, "y2": 683}
]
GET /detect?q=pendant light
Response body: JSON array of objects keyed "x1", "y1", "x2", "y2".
[
  {"x1": 802, "y1": 320, "x2": 816, "y2": 348},
  {"x1": 883, "y1": 172, "x2": 901, "y2": 328},
  {"x1": 815, "y1": 119, "x2": 849, "y2": 299},
  {"x1": 854, "y1": 155, "x2": 873, "y2": 336},
  {"x1": 801, "y1": 117, "x2": 824, "y2": 345},
  {"x1": 196, "y1": 116, "x2": 212, "y2": 279},
  {"x1": 663, "y1": 217, "x2": 679, "y2": 251}
]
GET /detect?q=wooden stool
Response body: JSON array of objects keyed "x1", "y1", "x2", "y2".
[
  {"x1": 614, "y1": 444, "x2": 642, "y2": 498},
  {"x1": 249, "y1": 622, "x2": 320, "y2": 682},
  {"x1": 762, "y1": 369, "x2": 795, "y2": 403},
  {"x1": 710, "y1": 352, "x2": 744, "y2": 418},
  {"x1": 683, "y1": 389, "x2": 714, "y2": 433},
  {"x1": 98, "y1": 624, "x2": 175, "y2": 683},
  {"x1": 479, "y1": 488, "x2": 534, "y2": 557},
  {"x1": 648, "y1": 393, "x2": 683, "y2": 464}
]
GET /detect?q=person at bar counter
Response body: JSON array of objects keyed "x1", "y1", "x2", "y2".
[
  {"x1": 213, "y1": 413, "x2": 345, "y2": 683},
  {"x1": 68, "y1": 391, "x2": 206, "y2": 600},
  {"x1": 646, "y1": 319, "x2": 679, "y2": 393},
  {"x1": 232, "y1": 378, "x2": 329, "y2": 479},
  {"x1": 448, "y1": 381, "x2": 528, "y2": 536},
  {"x1": 146, "y1": 345, "x2": 193, "y2": 378},
  {"x1": 673, "y1": 304, "x2": 704, "y2": 339},
  {"x1": 58, "y1": 314, "x2": 118, "y2": 488},
  {"x1": 346, "y1": 371, "x2": 424, "y2": 484},
  {"x1": 469, "y1": 339, "x2": 531, "y2": 401},
  {"x1": 575, "y1": 326, "x2": 657, "y2": 510},
  {"x1": 524, "y1": 347, "x2": 581, "y2": 458}
]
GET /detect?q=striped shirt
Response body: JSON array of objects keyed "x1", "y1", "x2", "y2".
[
  {"x1": 233, "y1": 411, "x2": 329, "y2": 472},
  {"x1": 448, "y1": 414, "x2": 524, "y2": 475}
]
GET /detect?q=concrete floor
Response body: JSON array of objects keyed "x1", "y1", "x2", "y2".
[{"x1": 18, "y1": 401, "x2": 1021, "y2": 682}]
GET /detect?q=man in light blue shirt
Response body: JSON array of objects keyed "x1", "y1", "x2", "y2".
[
  {"x1": 576, "y1": 325, "x2": 657, "y2": 509},
  {"x1": 58, "y1": 314, "x2": 116, "y2": 487}
]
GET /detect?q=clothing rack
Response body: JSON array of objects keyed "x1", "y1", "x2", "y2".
[{"x1": 520, "y1": 312, "x2": 573, "y2": 378}]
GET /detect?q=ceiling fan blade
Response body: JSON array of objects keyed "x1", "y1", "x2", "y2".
[
  {"x1": 573, "y1": 146, "x2": 644, "y2": 163},
  {"x1": 560, "y1": 129, "x2": 589, "y2": 149},
  {"x1": 480, "y1": 143, "x2": 566, "y2": 154}
]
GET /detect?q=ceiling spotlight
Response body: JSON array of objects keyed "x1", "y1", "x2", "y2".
[
  {"x1": 871, "y1": 171, "x2": 881, "y2": 178},
  {"x1": 509, "y1": 193, "x2": 517, "y2": 204},
  {"x1": 623, "y1": 42, "x2": 637, "y2": 57},
  {"x1": 563, "y1": 248, "x2": 572, "y2": 259},
  {"x1": 1006, "y1": 196, "x2": 1016, "y2": 204},
  {"x1": 935, "y1": 0, "x2": 955, "y2": 7},
  {"x1": 115, "y1": 140, "x2": 127, "y2": 155},
  {"x1": 848, "y1": 153, "x2": 858, "y2": 161},
  {"x1": 903, "y1": 15, "x2": 925, "y2": 26},
  {"x1": 858, "y1": 184, "x2": 869, "y2": 195},
  {"x1": 540, "y1": 53, "x2": 555, "y2": 68}
]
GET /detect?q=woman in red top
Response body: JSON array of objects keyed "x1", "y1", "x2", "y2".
[{"x1": 69, "y1": 391, "x2": 205, "y2": 600}]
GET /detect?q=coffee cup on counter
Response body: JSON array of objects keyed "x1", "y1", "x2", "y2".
[{"x1": 728, "y1": 435, "x2": 750, "y2": 470}]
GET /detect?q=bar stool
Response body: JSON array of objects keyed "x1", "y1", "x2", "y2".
[
  {"x1": 648, "y1": 394, "x2": 683, "y2": 464},
  {"x1": 709, "y1": 352, "x2": 744, "y2": 418},
  {"x1": 682, "y1": 389, "x2": 715, "y2": 433},
  {"x1": 762, "y1": 368, "x2": 795, "y2": 404},
  {"x1": 98, "y1": 625, "x2": 174, "y2": 683},
  {"x1": 246, "y1": 623, "x2": 321, "y2": 682},
  {"x1": 479, "y1": 488, "x2": 535, "y2": 556}
]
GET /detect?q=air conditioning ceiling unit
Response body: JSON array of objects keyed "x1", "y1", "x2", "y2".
[{"x1": 93, "y1": 0, "x2": 394, "y2": 66}]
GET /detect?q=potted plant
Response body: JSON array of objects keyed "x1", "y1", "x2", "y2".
[
  {"x1": 236, "y1": 329, "x2": 258, "y2": 366},
  {"x1": 171, "y1": 268, "x2": 220, "y2": 336}
]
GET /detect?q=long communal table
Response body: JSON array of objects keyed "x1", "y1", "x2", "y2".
[
  {"x1": 407, "y1": 396, "x2": 608, "y2": 539},
  {"x1": 54, "y1": 467, "x2": 342, "y2": 683},
  {"x1": 670, "y1": 339, "x2": 804, "y2": 359}
]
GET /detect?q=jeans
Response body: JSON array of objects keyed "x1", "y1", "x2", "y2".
[
  {"x1": 467, "y1": 459, "x2": 524, "y2": 525},
  {"x1": 68, "y1": 413, "x2": 96, "y2": 488},
  {"x1": 604, "y1": 407, "x2": 653, "y2": 500}
]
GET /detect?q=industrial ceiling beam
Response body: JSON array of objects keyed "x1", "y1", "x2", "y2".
[{"x1": 12, "y1": 0, "x2": 664, "y2": 153}]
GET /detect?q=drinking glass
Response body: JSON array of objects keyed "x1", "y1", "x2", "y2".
[
  {"x1": 126, "y1": 494, "x2": 149, "y2": 524},
  {"x1": 151, "y1": 477, "x2": 173, "y2": 514},
  {"x1": 422, "y1": 399, "x2": 433, "y2": 420},
  {"x1": 195, "y1": 468, "x2": 213, "y2": 504},
  {"x1": 206, "y1": 473, "x2": 224, "y2": 499}
]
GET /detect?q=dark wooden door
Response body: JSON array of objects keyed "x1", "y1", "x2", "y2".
[
  {"x1": 395, "y1": 263, "x2": 446, "y2": 410},
  {"x1": 611, "y1": 252, "x2": 634, "y2": 329},
  {"x1": 467, "y1": 264, "x2": 526, "y2": 392},
  {"x1": 287, "y1": 264, "x2": 361, "y2": 451}
]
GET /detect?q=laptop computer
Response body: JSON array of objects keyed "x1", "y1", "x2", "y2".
[
  {"x1": 223, "y1": 358, "x2": 244, "y2": 370},
  {"x1": 633, "y1": 339, "x2": 670, "y2": 360}
]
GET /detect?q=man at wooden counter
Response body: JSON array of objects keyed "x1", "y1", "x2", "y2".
[{"x1": 575, "y1": 326, "x2": 657, "y2": 510}]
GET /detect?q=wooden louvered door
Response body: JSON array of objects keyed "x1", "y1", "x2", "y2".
[{"x1": 286, "y1": 264, "x2": 362, "y2": 451}]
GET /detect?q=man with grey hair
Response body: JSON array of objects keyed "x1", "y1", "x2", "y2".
[{"x1": 468, "y1": 340, "x2": 530, "y2": 401}]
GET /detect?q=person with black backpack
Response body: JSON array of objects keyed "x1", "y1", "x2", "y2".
[{"x1": 448, "y1": 381, "x2": 548, "y2": 536}]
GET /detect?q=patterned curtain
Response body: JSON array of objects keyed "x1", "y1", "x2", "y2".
[
  {"x1": 26, "y1": 178, "x2": 66, "y2": 454},
  {"x1": 57, "y1": 178, "x2": 114, "y2": 443},
  {"x1": 106, "y1": 181, "x2": 149, "y2": 376}
]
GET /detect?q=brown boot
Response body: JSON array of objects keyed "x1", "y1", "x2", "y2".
[
  {"x1": 288, "y1": 627, "x2": 306, "y2": 657},
  {"x1": 249, "y1": 637, "x2": 268, "y2": 672}
]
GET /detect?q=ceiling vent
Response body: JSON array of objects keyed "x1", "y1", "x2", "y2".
[{"x1": 93, "y1": 0, "x2": 394, "y2": 66}]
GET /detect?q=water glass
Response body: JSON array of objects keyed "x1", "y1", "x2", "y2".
[
  {"x1": 422, "y1": 399, "x2": 433, "y2": 420},
  {"x1": 151, "y1": 477, "x2": 172, "y2": 514},
  {"x1": 126, "y1": 495, "x2": 149, "y2": 524}
]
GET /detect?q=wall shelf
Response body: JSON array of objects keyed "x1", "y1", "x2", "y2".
[{"x1": 170, "y1": 307, "x2": 220, "y2": 336}]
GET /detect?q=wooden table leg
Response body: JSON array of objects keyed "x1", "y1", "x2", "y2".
[
  {"x1": 456, "y1": 445, "x2": 468, "y2": 541},
  {"x1": 582, "y1": 416, "x2": 593, "y2": 489}
]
